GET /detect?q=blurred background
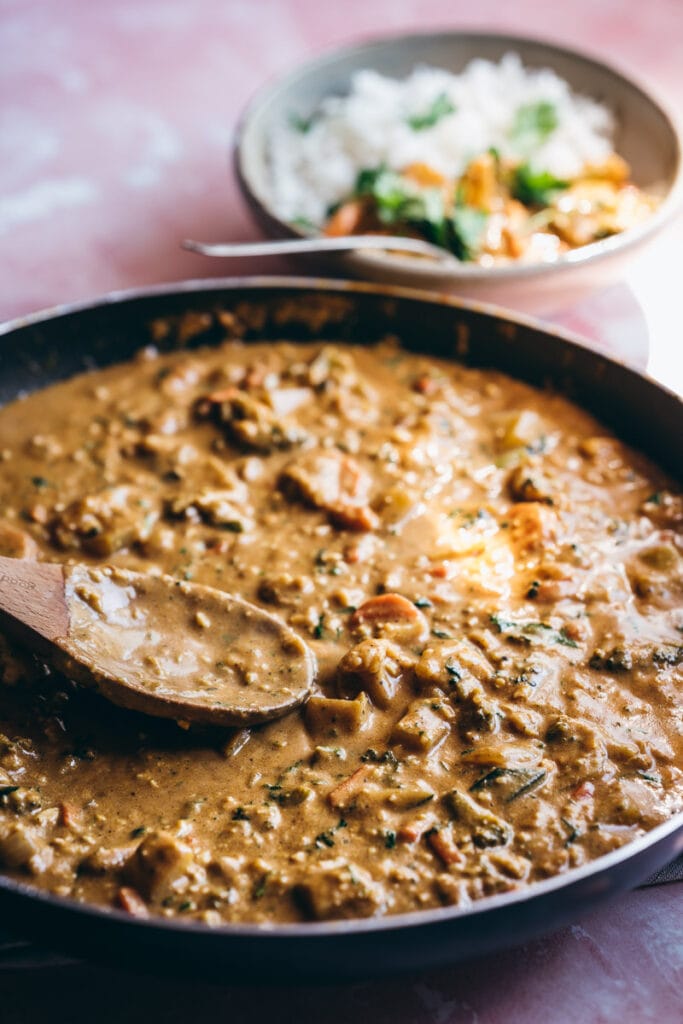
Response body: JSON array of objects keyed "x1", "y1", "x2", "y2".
[{"x1": 1, "y1": 0, "x2": 682, "y2": 388}]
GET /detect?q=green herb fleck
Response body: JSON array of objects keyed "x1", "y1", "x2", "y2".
[
  {"x1": 220, "y1": 521, "x2": 244, "y2": 533},
  {"x1": 510, "y1": 101, "x2": 559, "y2": 146},
  {"x1": 490, "y1": 613, "x2": 578, "y2": 648},
  {"x1": 361, "y1": 748, "x2": 399, "y2": 767},
  {"x1": 506, "y1": 769, "x2": 547, "y2": 802},
  {"x1": 384, "y1": 830, "x2": 397, "y2": 849},
  {"x1": 414, "y1": 597, "x2": 433, "y2": 608},
  {"x1": 130, "y1": 826, "x2": 147, "y2": 839},
  {"x1": 511, "y1": 163, "x2": 568, "y2": 206},
  {"x1": 252, "y1": 871, "x2": 272, "y2": 900},
  {"x1": 315, "y1": 818, "x2": 347, "y2": 849},
  {"x1": 232, "y1": 806, "x2": 250, "y2": 821},
  {"x1": 432, "y1": 628, "x2": 452, "y2": 640},
  {"x1": 561, "y1": 817, "x2": 581, "y2": 847},
  {"x1": 289, "y1": 111, "x2": 316, "y2": 133},
  {"x1": 31, "y1": 476, "x2": 51, "y2": 489},
  {"x1": 449, "y1": 206, "x2": 489, "y2": 261},
  {"x1": 313, "y1": 614, "x2": 326, "y2": 640},
  {"x1": 469, "y1": 767, "x2": 509, "y2": 792},
  {"x1": 445, "y1": 659, "x2": 462, "y2": 682},
  {"x1": 407, "y1": 92, "x2": 456, "y2": 131}
]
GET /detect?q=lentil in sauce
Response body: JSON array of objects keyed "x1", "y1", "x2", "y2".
[{"x1": 0, "y1": 334, "x2": 681, "y2": 925}]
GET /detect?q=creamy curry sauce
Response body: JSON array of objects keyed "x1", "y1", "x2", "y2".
[{"x1": 0, "y1": 336, "x2": 681, "y2": 925}]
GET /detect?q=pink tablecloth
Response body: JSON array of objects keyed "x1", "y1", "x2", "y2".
[{"x1": 1, "y1": 2, "x2": 682, "y2": 1021}]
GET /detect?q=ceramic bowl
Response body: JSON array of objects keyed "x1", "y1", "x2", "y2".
[{"x1": 234, "y1": 32, "x2": 682, "y2": 315}]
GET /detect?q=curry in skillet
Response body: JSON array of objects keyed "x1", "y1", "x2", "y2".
[{"x1": 0, "y1": 331, "x2": 681, "y2": 924}]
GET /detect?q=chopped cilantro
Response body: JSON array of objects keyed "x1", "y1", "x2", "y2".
[
  {"x1": 490, "y1": 613, "x2": 578, "y2": 648},
  {"x1": 510, "y1": 101, "x2": 559, "y2": 146},
  {"x1": 512, "y1": 163, "x2": 568, "y2": 206},
  {"x1": 384, "y1": 830, "x2": 397, "y2": 849},
  {"x1": 252, "y1": 872, "x2": 272, "y2": 900},
  {"x1": 361, "y1": 748, "x2": 399, "y2": 767},
  {"x1": 561, "y1": 817, "x2": 581, "y2": 847},
  {"x1": 449, "y1": 206, "x2": 489, "y2": 261},
  {"x1": 289, "y1": 111, "x2": 316, "y2": 134},
  {"x1": 506, "y1": 769, "x2": 547, "y2": 802},
  {"x1": 445, "y1": 659, "x2": 462, "y2": 682},
  {"x1": 407, "y1": 92, "x2": 456, "y2": 131},
  {"x1": 313, "y1": 614, "x2": 326, "y2": 640}
]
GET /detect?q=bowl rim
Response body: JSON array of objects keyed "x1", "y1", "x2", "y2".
[
  {"x1": 233, "y1": 28, "x2": 683, "y2": 283},
  {"x1": 0, "y1": 273, "x2": 681, "y2": 945}
]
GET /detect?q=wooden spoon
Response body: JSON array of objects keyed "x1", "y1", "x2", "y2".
[{"x1": 0, "y1": 556, "x2": 316, "y2": 727}]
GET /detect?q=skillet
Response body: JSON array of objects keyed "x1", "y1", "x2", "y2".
[{"x1": 0, "y1": 276, "x2": 681, "y2": 982}]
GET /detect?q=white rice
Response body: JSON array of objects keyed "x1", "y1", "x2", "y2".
[{"x1": 266, "y1": 53, "x2": 616, "y2": 226}]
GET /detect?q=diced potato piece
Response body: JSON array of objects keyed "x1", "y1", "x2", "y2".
[
  {"x1": 280, "y1": 450, "x2": 378, "y2": 531},
  {"x1": 461, "y1": 744, "x2": 542, "y2": 769},
  {"x1": 508, "y1": 502, "x2": 558, "y2": 555},
  {"x1": 445, "y1": 789, "x2": 513, "y2": 848},
  {"x1": 266, "y1": 387, "x2": 313, "y2": 418},
  {"x1": 0, "y1": 520, "x2": 38, "y2": 559},
  {"x1": 52, "y1": 485, "x2": 159, "y2": 556},
  {"x1": 385, "y1": 779, "x2": 436, "y2": 809},
  {"x1": 415, "y1": 638, "x2": 493, "y2": 691},
  {"x1": 0, "y1": 824, "x2": 53, "y2": 874},
  {"x1": 429, "y1": 511, "x2": 498, "y2": 559},
  {"x1": 126, "y1": 830, "x2": 198, "y2": 903},
  {"x1": 336, "y1": 638, "x2": 414, "y2": 708},
  {"x1": 508, "y1": 465, "x2": 555, "y2": 505},
  {"x1": 391, "y1": 699, "x2": 451, "y2": 753},
  {"x1": 500, "y1": 410, "x2": 545, "y2": 450},
  {"x1": 305, "y1": 693, "x2": 371, "y2": 738},
  {"x1": 198, "y1": 387, "x2": 305, "y2": 452},
  {"x1": 486, "y1": 848, "x2": 532, "y2": 880},
  {"x1": 295, "y1": 858, "x2": 384, "y2": 920}
]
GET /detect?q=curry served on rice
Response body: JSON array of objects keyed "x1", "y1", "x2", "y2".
[{"x1": 0, "y1": 329, "x2": 681, "y2": 924}]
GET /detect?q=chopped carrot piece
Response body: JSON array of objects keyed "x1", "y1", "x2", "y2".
[
  {"x1": 427, "y1": 827, "x2": 465, "y2": 867},
  {"x1": 349, "y1": 594, "x2": 421, "y2": 630},
  {"x1": 397, "y1": 824, "x2": 424, "y2": 844},
  {"x1": 58, "y1": 802, "x2": 80, "y2": 829},
  {"x1": 413, "y1": 374, "x2": 438, "y2": 396},
  {"x1": 403, "y1": 162, "x2": 447, "y2": 188},
  {"x1": 324, "y1": 199, "x2": 366, "y2": 237},
  {"x1": 116, "y1": 886, "x2": 149, "y2": 917},
  {"x1": 327, "y1": 764, "x2": 371, "y2": 810}
]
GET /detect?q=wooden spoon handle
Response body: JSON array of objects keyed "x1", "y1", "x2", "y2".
[{"x1": 0, "y1": 555, "x2": 69, "y2": 642}]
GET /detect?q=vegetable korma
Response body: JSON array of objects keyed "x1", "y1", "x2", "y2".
[{"x1": 0, "y1": 332, "x2": 681, "y2": 924}]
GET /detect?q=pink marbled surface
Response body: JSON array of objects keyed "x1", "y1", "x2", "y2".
[{"x1": 1, "y1": 1, "x2": 682, "y2": 1020}]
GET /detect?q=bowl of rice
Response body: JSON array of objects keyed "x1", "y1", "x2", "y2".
[{"x1": 234, "y1": 32, "x2": 681, "y2": 314}]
